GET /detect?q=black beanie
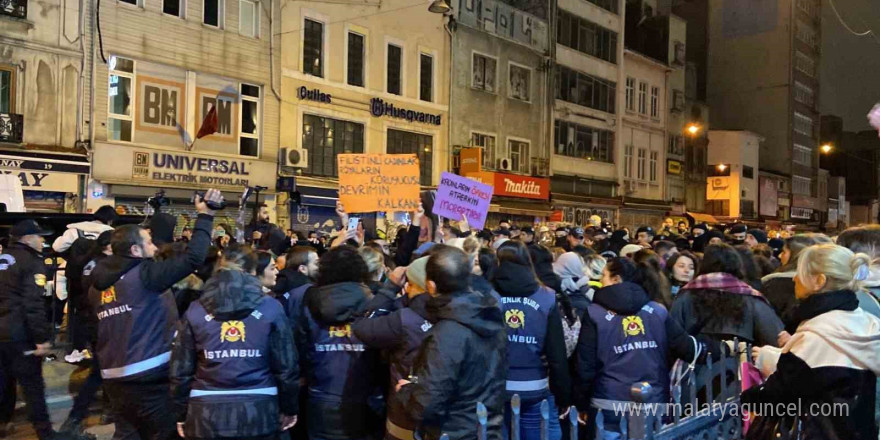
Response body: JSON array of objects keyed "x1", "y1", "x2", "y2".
[
  {"x1": 748, "y1": 229, "x2": 768, "y2": 244},
  {"x1": 148, "y1": 213, "x2": 177, "y2": 246}
]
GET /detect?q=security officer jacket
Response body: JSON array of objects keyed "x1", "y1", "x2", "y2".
[
  {"x1": 353, "y1": 290, "x2": 433, "y2": 440},
  {"x1": 575, "y1": 282, "x2": 683, "y2": 411},
  {"x1": 90, "y1": 213, "x2": 214, "y2": 383},
  {"x1": 170, "y1": 269, "x2": 299, "y2": 439},
  {"x1": 295, "y1": 281, "x2": 379, "y2": 440},
  {"x1": 0, "y1": 242, "x2": 51, "y2": 346},
  {"x1": 493, "y1": 261, "x2": 572, "y2": 409}
]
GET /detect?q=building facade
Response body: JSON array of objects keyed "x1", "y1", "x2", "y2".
[
  {"x1": 705, "y1": 0, "x2": 822, "y2": 225},
  {"x1": 278, "y1": 0, "x2": 449, "y2": 232},
  {"x1": 449, "y1": 0, "x2": 553, "y2": 224},
  {"x1": 550, "y1": 0, "x2": 624, "y2": 227},
  {"x1": 706, "y1": 130, "x2": 761, "y2": 221},
  {"x1": 0, "y1": 0, "x2": 91, "y2": 212},
  {"x1": 84, "y1": 0, "x2": 281, "y2": 231}
]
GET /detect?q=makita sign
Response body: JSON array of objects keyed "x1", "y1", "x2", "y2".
[{"x1": 465, "y1": 171, "x2": 549, "y2": 200}]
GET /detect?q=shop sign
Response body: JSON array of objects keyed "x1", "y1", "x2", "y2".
[
  {"x1": 759, "y1": 177, "x2": 778, "y2": 217},
  {"x1": 298, "y1": 86, "x2": 332, "y2": 103},
  {"x1": 548, "y1": 210, "x2": 563, "y2": 222},
  {"x1": 466, "y1": 171, "x2": 550, "y2": 200},
  {"x1": 459, "y1": 148, "x2": 482, "y2": 175},
  {"x1": 666, "y1": 160, "x2": 682, "y2": 176},
  {"x1": 92, "y1": 143, "x2": 277, "y2": 191},
  {"x1": 370, "y1": 98, "x2": 442, "y2": 125},
  {"x1": 0, "y1": 169, "x2": 78, "y2": 192},
  {"x1": 791, "y1": 207, "x2": 813, "y2": 219},
  {"x1": 792, "y1": 194, "x2": 819, "y2": 210},
  {"x1": 561, "y1": 206, "x2": 615, "y2": 227}
]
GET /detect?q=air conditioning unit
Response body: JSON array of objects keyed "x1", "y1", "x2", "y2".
[
  {"x1": 497, "y1": 157, "x2": 512, "y2": 171},
  {"x1": 280, "y1": 148, "x2": 309, "y2": 168}
]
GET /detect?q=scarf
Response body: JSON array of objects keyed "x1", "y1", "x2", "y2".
[
  {"x1": 784, "y1": 290, "x2": 859, "y2": 329},
  {"x1": 680, "y1": 273, "x2": 768, "y2": 303}
]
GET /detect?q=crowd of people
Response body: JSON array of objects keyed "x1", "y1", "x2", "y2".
[{"x1": 0, "y1": 190, "x2": 878, "y2": 440}]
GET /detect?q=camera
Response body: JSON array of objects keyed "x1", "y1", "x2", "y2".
[
  {"x1": 147, "y1": 190, "x2": 170, "y2": 211},
  {"x1": 193, "y1": 191, "x2": 227, "y2": 211}
]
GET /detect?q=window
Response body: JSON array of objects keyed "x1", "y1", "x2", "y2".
[
  {"x1": 668, "y1": 135, "x2": 683, "y2": 156},
  {"x1": 508, "y1": 139, "x2": 530, "y2": 174},
  {"x1": 108, "y1": 57, "x2": 135, "y2": 142},
  {"x1": 637, "y1": 148, "x2": 646, "y2": 180},
  {"x1": 794, "y1": 81, "x2": 814, "y2": 107},
  {"x1": 556, "y1": 65, "x2": 616, "y2": 113},
  {"x1": 420, "y1": 53, "x2": 434, "y2": 102},
  {"x1": 554, "y1": 119, "x2": 615, "y2": 163},
  {"x1": 387, "y1": 44, "x2": 402, "y2": 95},
  {"x1": 625, "y1": 77, "x2": 634, "y2": 111},
  {"x1": 638, "y1": 82, "x2": 647, "y2": 114},
  {"x1": 509, "y1": 63, "x2": 530, "y2": 102},
  {"x1": 387, "y1": 129, "x2": 433, "y2": 185},
  {"x1": 793, "y1": 175, "x2": 811, "y2": 195},
  {"x1": 119, "y1": 0, "x2": 138, "y2": 5},
  {"x1": 741, "y1": 200, "x2": 756, "y2": 218},
  {"x1": 795, "y1": 51, "x2": 816, "y2": 77},
  {"x1": 239, "y1": 0, "x2": 258, "y2": 38},
  {"x1": 794, "y1": 112, "x2": 814, "y2": 136},
  {"x1": 624, "y1": 145, "x2": 633, "y2": 178},
  {"x1": 347, "y1": 32, "x2": 365, "y2": 87},
  {"x1": 0, "y1": 67, "x2": 13, "y2": 113},
  {"x1": 472, "y1": 53, "x2": 497, "y2": 93},
  {"x1": 239, "y1": 84, "x2": 260, "y2": 157},
  {"x1": 796, "y1": 19, "x2": 817, "y2": 48},
  {"x1": 471, "y1": 132, "x2": 496, "y2": 169},
  {"x1": 163, "y1": 0, "x2": 182, "y2": 17},
  {"x1": 743, "y1": 165, "x2": 754, "y2": 179},
  {"x1": 303, "y1": 19, "x2": 324, "y2": 77},
  {"x1": 650, "y1": 86, "x2": 659, "y2": 118},
  {"x1": 793, "y1": 144, "x2": 812, "y2": 166},
  {"x1": 556, "y1": 10, "x2": 618, "y2": 64},
  {"x1": 586, "y1": 0, "x2": 618, "y2": 13},
  {"x1": 203, "y1": 0, "x2": 222, "y2": 27},
  {"x1": 649, "y1": 151, "x2": 658, "y2": 182},
  {"x1": 302, "y1": 114, "x2": 365, "y2": 177}
]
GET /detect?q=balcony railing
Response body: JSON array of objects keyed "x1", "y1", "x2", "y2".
[
  {"x1": 0, "y1": 0, "x2": 27, "y2": 19},
  {"x1": 0, "y1": 113, "x2": 24, "y2": 144}
]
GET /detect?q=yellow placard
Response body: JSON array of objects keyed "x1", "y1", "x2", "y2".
[{"x1": 337, "y1": 154, "x2": 421, "y2": 213}]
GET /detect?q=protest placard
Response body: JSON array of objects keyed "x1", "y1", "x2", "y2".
[
  {"x1": 433, "y1": 172, "x2": 493, "y2": 230},
  {"x1": 337, "y1": 154, "x2": 421, "y2": 213}
]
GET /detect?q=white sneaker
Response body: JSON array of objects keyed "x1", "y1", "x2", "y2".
[{"x1": 64, "y1": 349, "x2": 84, "y2": 363}]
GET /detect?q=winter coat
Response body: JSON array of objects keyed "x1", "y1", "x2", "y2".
[
  {"x1": 171, "y1": 274, "x2": 204, "y2": 317},
  {"x1": 272, "y1": 267, "x2": 310, "y2": 296},
  {"x1": 743, "y1": 290, "x2": 880, "y2": 440},
  {"x1": 493, "y1": 261, "x2": 572, "y2": 409},
  {"x1": 0, "y1": 243, "x2": 51, "y2": 345},
  {"x1": 52, "y1": 220, "x2": 113, "y2": 253},
  {"x1": 573, "y1": 282, "x2": 697, "y2": 411},
  {"x1": 295, "y1": 281, "x2": 381, "y2": 440},
  {"x1": 761, "y1": 271, "x2": 797, "y2": 325},
  {"x1": 352, "y1": 293, "x2": 433, "y2": 438},
  {"x1": 393, "y1": 225, "x2": 423, "y2": 267},
  {"x1": 470, "y1": 273, "x2": 502, "y2": 306},
  {"x1": 170, "y1": 269, "x2": 299, "y2": 438},
  {"x1": 394, "y1": 290, "x2": 507, "y2": 440},
  {"x1": 671, "y1": 278, "x2": 783, "y2": 349}
]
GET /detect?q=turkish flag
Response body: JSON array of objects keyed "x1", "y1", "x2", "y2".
[{"x1": 196, "y1": 105, "x2": 218, "y2": 139}]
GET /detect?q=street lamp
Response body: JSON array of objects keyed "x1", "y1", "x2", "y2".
[
  {"x1": 716, "y1": 164, "x2": 727, "y2": 172},
  {"x1": 428, "y1": 0, "x2": 452, "y2": 14},
  {"x1": 820, "y1": 144, "x2": 833, "y2": 154},
  {"x1": 686, "y1": 123, "x2": 701, "y2": 136}
]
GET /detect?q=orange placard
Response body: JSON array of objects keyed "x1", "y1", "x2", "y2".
[{"x1": 338, "y1": 154, "x2": 421, "y2": 213}]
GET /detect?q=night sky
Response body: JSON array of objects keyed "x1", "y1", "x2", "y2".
[{"x1": 819, "y1": 0, "x2": 880, "y2": 132}]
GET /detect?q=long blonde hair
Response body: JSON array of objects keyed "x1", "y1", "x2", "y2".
[{"x1": 796, "y1": 244, "x2": 871, "y2": 293}]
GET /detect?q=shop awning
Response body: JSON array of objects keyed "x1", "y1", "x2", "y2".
[
  {"x1": 0, "y1": 150, "x2": 90, "y2": 174},
  {"x1": 489, "y1": 199, "x2": 553, "y2": 217},
  {"x1": 686, "y1": 212, "x2": 719, "y2": 224},
  {"x1": 298, "y1": 185, "x2": 338, "y2": 208}
]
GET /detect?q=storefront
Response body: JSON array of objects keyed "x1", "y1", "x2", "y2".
[
  {"x1": 550, "y1": 194, "x2": 619, "y2": 228},
  {"x1": 91, "y1": 143, "x2": 277, "y2": 234},
  {"x1": 465, "y1": 171, "x2": 551, "y2": 227},
  {"x1": 0, "y1": 150, "x2": 89, "y2": 213},
  {"x1": 619, "y1": 198, "x2": 673, "y2": 231}
]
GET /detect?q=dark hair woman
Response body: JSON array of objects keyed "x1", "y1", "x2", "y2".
[
  {"x1": 632, "y1": 250, "x2": 673, "y2": 307},
  {"x1": 170, "y1": 243, "x2": 299, "y2": 439},
  {"x1": 761, "y1": 234, "x2": 832, "y2": 325},
  {"x1": 664, "y1": 251, "x2": 699, "y2": 298},
  {"x1": 670, "y1": 244, "x2": 783, "y2": 349},
  {"x1": 478, "y1": 247, "x2": 499, "y2": 283},
  {"x1": 255, "y1": 251, "x2": 278, "y2": 295},
  {"x1": 493, "y1": 241, "x2": 570, "y2": 440}
]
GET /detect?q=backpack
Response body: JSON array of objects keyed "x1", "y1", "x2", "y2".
[{"x1": 64, "y1": 230, "x2": 99, "y2": 300}]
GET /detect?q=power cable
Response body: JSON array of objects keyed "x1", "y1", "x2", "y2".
[{"x1": 826, "y1": 0, "x2": 880, "y2": 44}]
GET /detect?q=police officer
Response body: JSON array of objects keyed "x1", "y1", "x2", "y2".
[
  {"x1": 492, "y1": 241, "x2": 571, "y2": 440},
  {"x1": 171, "y1": 244, "x2": 299, "y2": 439},
  {"x1": 90, "y1": 189, "x2": 222, "y2": 439},
  {"x1": 0, "y1": 220, "x2": 85, "y2": 440}
]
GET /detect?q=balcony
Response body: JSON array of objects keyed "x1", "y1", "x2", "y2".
[
  {"x1": 0, "y1": 113, "x2": 24, "y2": 144},
  {"x1": 0, "y1": 0, "x2": 27, "y2": 19}
]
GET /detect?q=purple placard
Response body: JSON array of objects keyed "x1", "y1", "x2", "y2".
[{"x1": 433, "y1": 172, "x2": 493, "y2": 230}]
